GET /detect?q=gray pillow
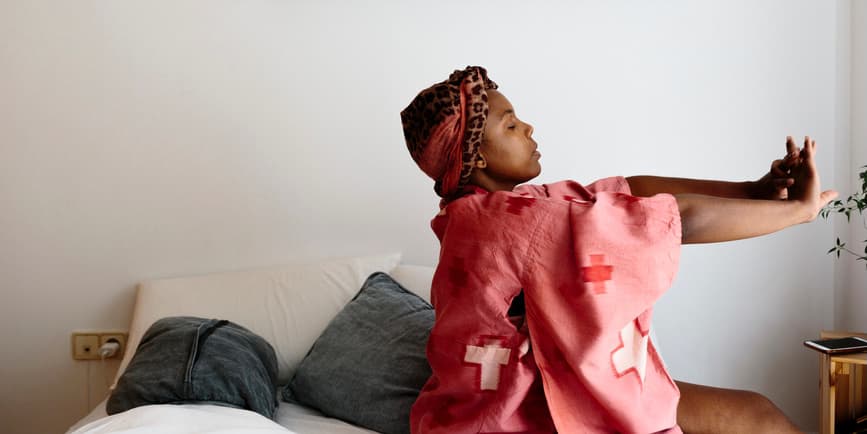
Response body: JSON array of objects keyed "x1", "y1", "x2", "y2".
[
  {"x1": 108, "y1": 316, "x2": 279, "y2": 418},
  {"x1": 283, "y1": 272, "x2": 434, "y2": 434}
]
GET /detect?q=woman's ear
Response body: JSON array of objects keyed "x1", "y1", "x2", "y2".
[{"x1": 475, "y1": 153, "x2": 487, "y2": 169}]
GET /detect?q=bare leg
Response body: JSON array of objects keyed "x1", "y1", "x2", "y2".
[{"x1": 675, "y1": 381, "x2": 802, "y2": 434}]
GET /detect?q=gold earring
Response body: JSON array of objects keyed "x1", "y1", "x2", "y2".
[{"x1": 476, "y1": 159, "x2": 487, "y2": 168}]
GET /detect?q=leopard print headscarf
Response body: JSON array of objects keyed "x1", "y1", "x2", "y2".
[{"x1": 401, "y1": 66, "x2": 498, "y2": 199}]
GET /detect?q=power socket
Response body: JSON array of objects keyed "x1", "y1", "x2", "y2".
[
  {"x1": 71, "y1": 331, "x2": 128, "y2": 360},
  {"x1": 98, "y1": 333, "x2": 126, "y2": 359},
  {"x1": 71, "y1": 334, "x2": 100, "y2": 360}
]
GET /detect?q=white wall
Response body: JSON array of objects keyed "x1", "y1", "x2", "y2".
[
  {"x1": 837, "y1": 0, "x2": 867, "y2": 332},
  {"x1": 0, "y1": 1, "x2": 849, "y2": 432}
]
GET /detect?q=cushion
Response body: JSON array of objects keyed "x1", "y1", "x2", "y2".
[
  {"x1": 388, "y1": 264, "x2": 434, "y2": 303},
  {"x1": 107, "y1": 316, "x2": 279, "y2": 418},
  {"x1": 113, "y1": 253, "x2": 402, "y2": 387},
  {"x1": 283, "y1": 272, "x2": 434, "y2": 434}
]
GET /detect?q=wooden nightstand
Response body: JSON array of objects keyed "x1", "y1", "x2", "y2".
[{"x1": 816, "y1": 331, "x2": 867, "y2": 434}]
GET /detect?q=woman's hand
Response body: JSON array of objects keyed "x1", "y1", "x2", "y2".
[
  {"x1": 784, "y1": 136, "x2": 838, "y2": 222},
  {"x1": 749, "y1": 136, "x2": 802, "y2": 200},
  {"x1": 677, "y1": 135, "x2": 837, "y2": 243}
]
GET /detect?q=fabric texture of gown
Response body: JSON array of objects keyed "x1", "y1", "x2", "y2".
[{"x1": 410, "y1": 177, "x2": 683, "y2": 434}]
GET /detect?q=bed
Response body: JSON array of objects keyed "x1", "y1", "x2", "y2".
[
  {"x1": 65, "y1": 252, "x2": 664, "y2": 434},
  {"x1": 66, "y1": 252, "x2": 431, "y2": 434}
]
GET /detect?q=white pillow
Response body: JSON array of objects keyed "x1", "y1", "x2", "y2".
[
  {"x1": 112, "y1": 253, "x2": 402, "y2": 387},
  {"x1": 389, "y1": 264, "x2": 434, "y2": 303}
]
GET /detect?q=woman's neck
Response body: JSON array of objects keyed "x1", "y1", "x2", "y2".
[{"x1": 468, "y1": 175, "x2": 517, "y2": 193}]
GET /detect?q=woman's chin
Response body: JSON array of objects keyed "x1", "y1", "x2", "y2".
[
  {"x1": 531, "y1": 164, "x2": 542, "y2": 179},
  {"x1": 522, "y1": 173, "x2": 541, "y2": 184}
]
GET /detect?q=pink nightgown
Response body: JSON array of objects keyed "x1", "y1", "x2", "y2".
[{"x1": 410, "y1": 177, "x2": 683, "y2": 434}]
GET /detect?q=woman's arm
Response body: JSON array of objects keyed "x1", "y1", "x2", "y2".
[
  {"x1": 677, "y1": 194, "x2": 811, "y2": 243},
  {"x1": 627, "y1": 136, "x2": 803, "y2": 200},
  {"x1": 627, "y1": 176, "x2": 759, "y2": 199},
  {"x1": 677, "y1": 138, "x2": 837, "y2": 244}
]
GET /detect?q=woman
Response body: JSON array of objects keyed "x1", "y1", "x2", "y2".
[{"x1": 401, "y1": 66, "x2": 832, "y2": 433}]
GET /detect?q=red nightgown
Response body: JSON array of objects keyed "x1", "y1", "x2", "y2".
[{"x1": 411, "y1": 177, "x2": 683, "y2": 434}]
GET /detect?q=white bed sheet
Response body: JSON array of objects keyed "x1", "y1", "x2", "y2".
[{"x1": 67, "y1": 400, "x2": 377, "y2": 434}]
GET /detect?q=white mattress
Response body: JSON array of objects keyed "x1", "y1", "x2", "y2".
[
  {"x1": 275, "y1": 401, "x2": 378, "y2": 434},
  {"x1": 67, "y1": 399, "x2": 377, "y2": 434}
]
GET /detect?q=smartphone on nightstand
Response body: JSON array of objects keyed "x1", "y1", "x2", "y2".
[{"x1": 803, "y1": 336, "x2": 867, "y2": 355}]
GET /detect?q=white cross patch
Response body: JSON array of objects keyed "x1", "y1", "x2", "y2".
[
  {"x1": 464, "y1": 342, "x2": 511, "y2": 390},
  {"x1": 611, "y1": 320, "x2": 649, "y2": 383}
]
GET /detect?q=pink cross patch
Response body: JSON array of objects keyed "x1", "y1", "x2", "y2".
[
  {"x1": 611, "y1": 319, "x2": 650, "y2": 384},
  {"x1": 464, "y1": 338, "x2": 511, "y2": 391},
  {"x1": 505, "y1": 196, "x2": 535, "y2": 215},
  {"x1": 581, "y1": 254, "x2": 614, "y2": 294},
  {"x1": 448, "y1": 257, "x2": 468, "y2": 288},
  {"x1": 616, "y1": 192, "x2": 643, "y2": 204}
]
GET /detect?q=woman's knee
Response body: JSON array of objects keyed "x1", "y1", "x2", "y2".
[
  {"x1": 734, "y1": 390, "x2": 801, "y2": 433},
  {"x1": 676, "y1": 381, "x2": 801, "y2": 434}
]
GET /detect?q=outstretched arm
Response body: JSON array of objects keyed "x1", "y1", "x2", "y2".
[
  {"x1": 677, "y1": 138, "x2": 837, "y2": 244},
  {"x1": 626, "y1": 176, "x2": 758, "y2": 199},
  {"x1": 627, "y1": 136, "x2": 803, "y2": 200}
]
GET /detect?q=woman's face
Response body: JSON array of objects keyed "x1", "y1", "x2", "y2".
[{"x1": 472, "y1": 89, "x2": 541, "y2": 191}]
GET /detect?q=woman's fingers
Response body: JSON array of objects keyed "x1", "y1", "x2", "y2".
[
  {"x1": 773, "y1": 178, "x2": 793, "y2": 199},
  {"x1": 782, "y1": 136, "x2": 804, "y2": 170},
  {"x1": 770, "y1": 159, "x2": 788, "y2": 177},
  {"x1": 773, "y1": 178, "x2": 794, "y2": 188},
  {"x1": 786, "y1": 136, "x2": 797, "y2": 156},
  {"x1": 801, "y1": 136, "x2": 817, "y2": 168}
]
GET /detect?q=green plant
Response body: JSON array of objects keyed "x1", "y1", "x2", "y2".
[{"x1": 820, "y1": 165, "x2": 867, "y2": 268}]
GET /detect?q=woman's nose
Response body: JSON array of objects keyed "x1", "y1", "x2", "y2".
[{"x1": 525, "y1": 122, "x2": 534, "y2": 137}]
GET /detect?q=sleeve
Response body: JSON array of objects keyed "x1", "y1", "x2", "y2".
[
  {"x1": 515, "y1": 177, "x2": 631, "y2": 202},
  {"x1": 519, "y1": 191, "x2": 683, "y2": 433},
  {"x1": 524, "y1": 190, "x2": 682, "y2": 329},
  {"x1": 583, "y1": 176, "x2": 630, "y2": 195}
]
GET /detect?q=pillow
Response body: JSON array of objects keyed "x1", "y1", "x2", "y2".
[
  {"x1": 284, "y1": 272, "x2": 434, "y2": 434},
  {"x1": 389, "y1": 264, "x2": 434, "y2": 303},
  {"x1": 113, "y1": 253, "x2": 402, "y2": 388},
  {"x1": 107, "y1": 316, "x2": 278, "y2": 418}
]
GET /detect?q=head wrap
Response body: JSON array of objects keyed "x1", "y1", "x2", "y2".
[{"x1": 401, "y1": 66, "x2": 498, "y2": 199}]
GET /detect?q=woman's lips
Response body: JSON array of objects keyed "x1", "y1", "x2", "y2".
[{"x1": 532, "y1": 150, "x2": 541, "y2": 159}]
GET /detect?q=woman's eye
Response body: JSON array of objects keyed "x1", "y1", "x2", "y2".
[{"x1": 507, "y1": 125, "x2": 516, "y2": 130}]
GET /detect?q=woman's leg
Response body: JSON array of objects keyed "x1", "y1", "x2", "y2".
[{"x1": 675, "y1": 381, "x2": 802, "y2": 434}]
